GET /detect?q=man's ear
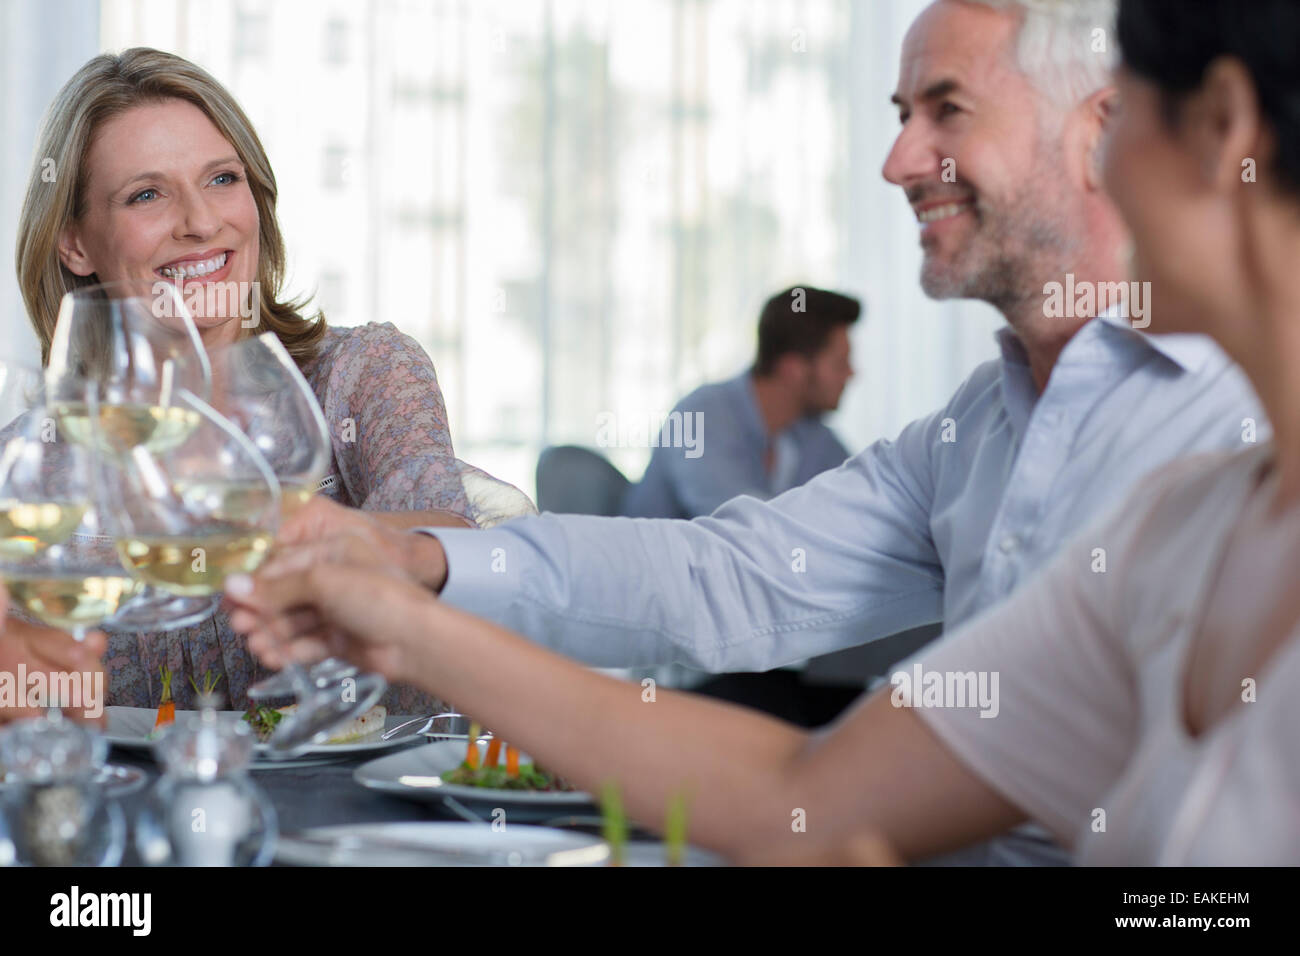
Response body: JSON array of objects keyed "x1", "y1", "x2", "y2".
[
  {"x1": 1080, "y1": 85, "x2": 1118, "y2": 191},
  {"x1": 1184, "y1": 56, "x2": 1263, "y2": 193},
  {"x1": 773, "y1": 352, "x2": 809, "y2": 384},
  {"x1": 57, "y1": 225, "x2": 96, "y2": 277}
]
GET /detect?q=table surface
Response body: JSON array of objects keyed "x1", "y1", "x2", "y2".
[
  {"x1": 110, "y1": 739, "x2": 503, "y2": 865},
  {"x1": 105, "y1": 739, "x2": 667, "y2": 866}
]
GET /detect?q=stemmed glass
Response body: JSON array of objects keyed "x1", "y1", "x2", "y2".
[
  {"x1": 0, "y1": 369, "x2": 137, "y2": 651},
  {"x1": 97, "y1": 388, "x2": 376, "y2": 756},
  {"x1": 0, "y1": 364, "x2": 141, "y2": 745},
  {"x1": 100, "y1": 388, "x2": 280, "y2": 602},
  {"x1": 206, "y1": 333, "x2": 387, "y2": 734},
  {"x1": 46, "y1": 278, "x2": 215, "y2": 631},
  {"x1": 0, "y1": 369, "x2": 135, "y2": 867}
]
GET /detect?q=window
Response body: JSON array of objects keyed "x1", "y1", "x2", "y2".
[{"x1": 92, "y1": 0, "x2": 1002, "y2": 498}]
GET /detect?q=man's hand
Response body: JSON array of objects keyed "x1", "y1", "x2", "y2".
[
  {"x1": 0, "y1": 612, "x2": 108, "y2": 725},
  {"x1": 278, "y1": 496, "x2": 450, "y2": 592},
  {"x1": 225, "y1": 529, "x2": 444, "y2": 690}
]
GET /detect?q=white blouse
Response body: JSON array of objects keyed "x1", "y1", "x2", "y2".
[{"x1": 907, "y1": 442, "x2": 1300, "y2": 865}]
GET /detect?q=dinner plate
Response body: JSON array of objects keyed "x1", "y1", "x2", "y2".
[
  {"x1": 274, "y1": 821, "x2": 609, "y2": 867},
  {"x1": 354, "y1": 739, "x2": 595, "y2": 818},
  {"x1": 104, "y1": 706, "x2": 423, "y2": 763}
]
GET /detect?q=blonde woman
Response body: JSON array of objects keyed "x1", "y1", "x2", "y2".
[{"x1": 7, "y1": 48, "x2": 515, "y2": 713}]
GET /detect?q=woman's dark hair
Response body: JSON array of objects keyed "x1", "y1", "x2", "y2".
[
  {"x1": 1117, "y1": 0, "x2": 1300, "y2": 198},
  {"x1": 755, "y1": 286, "x2": 861, "y2": 376}
]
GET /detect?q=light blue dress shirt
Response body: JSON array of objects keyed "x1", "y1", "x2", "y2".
[
  {"x1": 423, "y1": 311, "x2": 1266, "y2": 866},
  {"x1": 429, "y1": 312, "x2": 1265, "y2": 673},
  {"x1": 621, "y1": 370, "x2": 851, "y2": 519}
]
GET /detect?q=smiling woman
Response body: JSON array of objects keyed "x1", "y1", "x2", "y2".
[
  {"x1": 4, "y1": 48, "x2": 525, "y2": 714},
  {"x1": 17, "y1": 49, "x2": 317, "y2": 363}
]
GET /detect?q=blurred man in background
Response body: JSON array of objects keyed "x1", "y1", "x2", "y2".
[{"x1": 622, "y1": 285, "x2": 859, "y2": 519}]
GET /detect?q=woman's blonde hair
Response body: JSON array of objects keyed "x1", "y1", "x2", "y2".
[{"x1": 15, "y1": 47, "x2": 326, "y2": 367}]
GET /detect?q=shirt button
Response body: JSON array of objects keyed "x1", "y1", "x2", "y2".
[{"x1": 999, "y1": 534, "x2": 1019, "y2": 553}]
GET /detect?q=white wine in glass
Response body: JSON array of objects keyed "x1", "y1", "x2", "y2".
[
  {"x1": 116, "y1": 529, "x2": 274, "y2": 597},
  {"x1": 55, "y1": 401, "x2": 202, "y2": 458},
  {"x1": 0, "y1": 500, "x2": 89, "y2": 559},
  {"x1": 0, "y1": 369, "x2": 136, "y2": 650},
  {"x1": 5, "y1": 573, "x2": 141, "y2": 631}
]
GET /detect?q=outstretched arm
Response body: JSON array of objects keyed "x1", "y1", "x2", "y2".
[{"x1": 225, "y1": 546, "x2": 1022, "y2": 862}]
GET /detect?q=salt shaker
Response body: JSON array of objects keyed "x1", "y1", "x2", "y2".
[
  {"x1": 0, "y1": 710, "x2": 125, "y2": 866},
  {"x1": 134, "y1": 693, "x2": 276, "y2": 866}
]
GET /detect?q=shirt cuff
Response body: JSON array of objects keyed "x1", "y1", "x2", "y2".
[{"x1": 412, "y1": 526, "x2": 522, "y2": 615}]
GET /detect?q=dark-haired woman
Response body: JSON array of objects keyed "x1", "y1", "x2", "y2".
[{"x1": 228, "y1": 0, "x2": 1300, "y2": 865}]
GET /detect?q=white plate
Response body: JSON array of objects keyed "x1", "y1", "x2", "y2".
[
  {"x1": 274, "y1": 822, "x2": 609, "y2": 867},
  {"x1": 104, "y1": 706, "x2": 423, "y2": 762},
  {"x1": 354, "y1": 738, "x2": 593, "y2": 812}
]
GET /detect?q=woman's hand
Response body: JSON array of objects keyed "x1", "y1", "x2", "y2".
[
  {"x1": 225, "y1": 529, "x2": 443, "y2": 690},
  {"x1": 0, "y1": 611, "x2": 108, "y2": 725}
]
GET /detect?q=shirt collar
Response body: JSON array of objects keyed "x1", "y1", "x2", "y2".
[
  {"x1": 994, "y1": 302, "x2": 1221, "y2": 375},
  {"x1": 1093, "y1": 304, "x2": 1220, "y2": 374}
]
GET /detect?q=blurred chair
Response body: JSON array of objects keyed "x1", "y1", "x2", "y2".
[{"x1": 535, "y1": 445, "x2": 630, "y2": 516}]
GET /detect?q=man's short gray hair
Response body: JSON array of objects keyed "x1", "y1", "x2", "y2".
[{"x1": 962, "y1": 0, "x2": 1117, "y2": 106}]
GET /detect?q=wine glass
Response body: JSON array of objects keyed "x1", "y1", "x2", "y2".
[
  {"x1": 96, "y1": 388, "x2": 278, "y2": 600},
  {"x1": 205, "y1": 331, "x2": 331, "y2": 522},
  {"x1": 0, "y1": 367, "x2": 133, "y2": 867},
  {"x1": 98, "y1": 389, "x2": 376, "y2": 756},
  {"x1": 0, "y1": 370, "x2": 140, "y2": 694},
  {"x1": 207, "y1": 333, "x2": 387, "y2": 725},
  {"x1": 46, "y1": 278, "x2": 215, "y2": 631}
]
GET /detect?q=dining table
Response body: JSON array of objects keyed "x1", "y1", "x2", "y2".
[{"x1": 95, "y1": 730, "x2": 699, "y2": 867}]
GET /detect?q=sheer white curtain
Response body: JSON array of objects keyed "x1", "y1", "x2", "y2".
[
  {"x1": 9, "y1": 0, "x2": 1003, "y2": 494},
  {"x1": 837, "y1": 0, "x2": 1002, "y2": 453},
  {"x1": 0, "y1": 0, "x2": 99, "y2": 365}
]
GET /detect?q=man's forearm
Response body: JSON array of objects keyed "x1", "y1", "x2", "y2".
[{"x1": 421, "y1": 501, "x2": 942, "y2": 673}]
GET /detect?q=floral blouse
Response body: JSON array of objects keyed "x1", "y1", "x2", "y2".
[{"x1": 100, "y1": 322, "x2": 472, "y2": 716}]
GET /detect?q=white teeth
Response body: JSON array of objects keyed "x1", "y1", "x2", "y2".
[
  {"x1": 159, "y1": 251, "x2": 227, "y2": 278},
  {"x1": 916, "y1": 202, "x2": 971, "y2": 224}
]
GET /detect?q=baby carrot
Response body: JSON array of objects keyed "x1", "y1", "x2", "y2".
[
  {"x1": 153, "y1": 665, "x2": 175, "y2": 732},
  {"x1": 465, "y1": 722, "x2": 481, "y2": 769},
  {"x1": 505, "y1": 745, "x2": 519, "y2": 778},
  {"x1": 483, "y1": 736, "x2": 502, "y2": 768}
]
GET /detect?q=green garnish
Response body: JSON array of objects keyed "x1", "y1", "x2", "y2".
[
  {"x1": 189, "y1": 670, "x2": 224, "y2": 697},
  {"x1": 664, "y1": 790, "x2": 689, "y2": 866},
  {"x1": 600, "y1": 781, "x2": 627, "y2": 867},
  {"x1": 440, "y1": 762, "x2": 573, "y2": 792},
  {"x1": 241, "y1": 704, "x2": 284, "y2": 742}
]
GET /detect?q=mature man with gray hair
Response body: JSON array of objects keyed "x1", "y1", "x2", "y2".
[{"x1": 285, "y1": 0, "x2": 1266, "y2": 865}]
